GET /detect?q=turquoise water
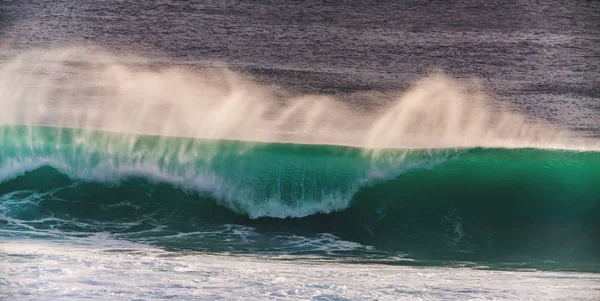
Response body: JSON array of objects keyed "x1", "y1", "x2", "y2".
[{"x1": 1, "y1": 125, "x2": 599, "y2": 272}]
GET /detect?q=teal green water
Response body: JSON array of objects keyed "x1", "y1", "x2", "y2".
[{"x1": 1, "y1": 125, "x2": 599, "y2": 271}]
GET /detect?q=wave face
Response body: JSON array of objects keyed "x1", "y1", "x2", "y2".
[{"x1": 1, "y1": 125, "x2": 599, "y2": 269}]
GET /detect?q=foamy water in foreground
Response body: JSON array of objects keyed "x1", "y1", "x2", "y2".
[{"x1": 2, "y1": 236, "x2": 599, "y2": 300}]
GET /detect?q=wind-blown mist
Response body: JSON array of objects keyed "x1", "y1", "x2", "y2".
[{"x1": 1, "y1": 47, "x2": 597, "y2": 151}]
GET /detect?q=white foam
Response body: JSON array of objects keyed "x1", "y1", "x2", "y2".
[{"x1": 1, "y1": 238, "x2": 599, "y2": 300}]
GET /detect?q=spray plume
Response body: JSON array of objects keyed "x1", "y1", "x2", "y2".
[{"x1": 0, "y1": 47, "x2": 597, "y2": 151}]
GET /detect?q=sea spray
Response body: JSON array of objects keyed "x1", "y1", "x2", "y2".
[{"x1": 1, "y1": 47, "x2": 597, "y2": 150}]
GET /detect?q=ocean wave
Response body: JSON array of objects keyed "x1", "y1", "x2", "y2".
[
  {"x1": 0, "y1": 125, "x2": 599, "y2": 263},
  {"x1": 0, "y1": 125, "x2": 455, "y2": 218}
]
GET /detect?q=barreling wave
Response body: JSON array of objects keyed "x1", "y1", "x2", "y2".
[
  {"x1": 0, "y1": 125, "x2": 455, "y2": 218},
  {"x1": 1, "y1": 125, "x2": 599, "y2": 267},
  {"x1": 1, "y1": 47, "x2": 599, "y2": 268}
]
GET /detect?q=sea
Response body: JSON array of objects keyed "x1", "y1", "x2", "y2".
[{"x1": 1, "y1": 1, "x2": 599, "y2": 300}]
